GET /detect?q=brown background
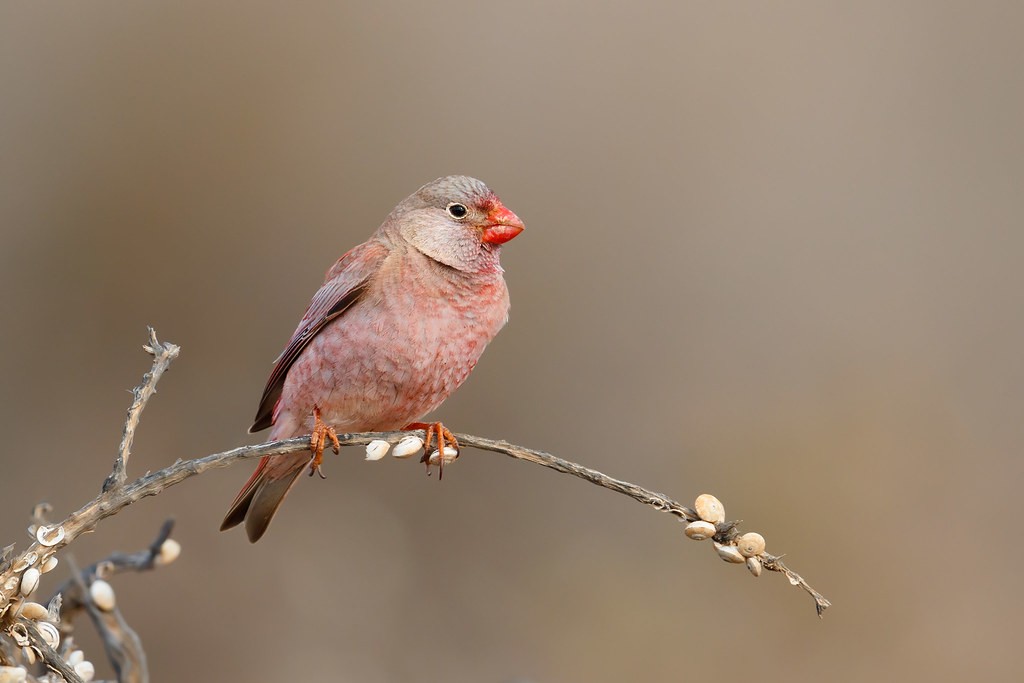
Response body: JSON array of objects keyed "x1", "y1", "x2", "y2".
[{"x1": 2, "y1": 2, "x2": 1021, "y2": 681}]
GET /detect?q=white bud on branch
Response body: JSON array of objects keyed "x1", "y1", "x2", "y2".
[
  {"x1": 737, "y1": 532, "x2": 766, "y2": 558},
  {"x1": 18, "y1": 569, "x2": 39, "y2": 597},
  {"x1": 365, "y1": 440, "x2": 391, "y2": 461},
  {"x1": 684, "y1": 521, "x2": 716, "y2": 541},
  {"x1": 155, "y1": 539, "x2": 181, "y2": 566},
  {"x1": 426, "y1": 446, "x2": 459, "y2": 466},
  {"x1": 35, "y1": 525, "x2": 65, "y2": 547},
  {"x1": 74, "y1": 661, "x2": 96, "y2": 682},
  {"x1": 89, "y1": 580, "x2": 116, "y2": 612},
  {"x1": 714, "y1": 542, "x2": 746, "y2": 564},
  {"x1": 19, "y1": 602, "x2": 48, "y2": 621},
  {"x1": 392, "y1": 436, "x2": 424, "y2": 458},
  {"x1": 694, "y1": 494, "x2": 725, "y2": 525}
]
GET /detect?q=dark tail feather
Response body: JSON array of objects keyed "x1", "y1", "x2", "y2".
[{"x1": 220, "y1": 457, "x2": 305, "y2": 543}]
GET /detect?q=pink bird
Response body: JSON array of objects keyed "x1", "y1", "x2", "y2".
[{"x1": 221, "y1": 176, "x2": 524, "y2": 542}]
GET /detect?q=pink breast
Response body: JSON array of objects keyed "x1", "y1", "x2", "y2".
[{"x1": 276, "y1": 256, "x2": 510, "y2": 437}]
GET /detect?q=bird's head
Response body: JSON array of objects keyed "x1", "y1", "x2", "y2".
[{"x1": 388, "y1": 175, "x2": 524, "y2": 273}]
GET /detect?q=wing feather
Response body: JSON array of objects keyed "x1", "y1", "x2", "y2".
[{"x1": 248, "y1": 241, "x2": 387, "y2": 433}]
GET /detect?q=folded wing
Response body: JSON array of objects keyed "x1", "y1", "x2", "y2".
[{"x1": 249, "y1": 240, "x2": 388, "y2": 433}]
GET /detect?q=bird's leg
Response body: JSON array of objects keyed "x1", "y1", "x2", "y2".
[
  {"x1": 308, "y1": 405, "x2": 340, "y2": 478},
  {"x1": 404, "y1": 422, "x2": 459, "y2": 479}
]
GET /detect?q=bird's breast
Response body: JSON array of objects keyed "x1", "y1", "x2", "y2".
[{"x1": 280, "y1": 261, "x2": 510, "y2": 433}]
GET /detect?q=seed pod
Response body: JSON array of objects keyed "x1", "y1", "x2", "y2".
[
  {"x1": 19, "y1": 568, "x2": 40, "y2": 597},
  {"x1": 365, "y1": 440, "x2": 391, "y2": 461},
  {"x1": 40, "y1": 555, "x2": 58, "y2": 574},
  {"x1": 694, "y1": 494, "x2": 725, "y2": 524},
  {"x1": 392, "y1": 436, "x2": 424, "y2": 459},
  {"x1": 713, "y1": 542, "x2": 745, "y2": 564},
  {"x1": 684, "y1": 521, "x2": 716, "y2": 541},
  {"x1": 74, "y1": 661, "x2": 95, "y2": 683},
  {"x1": 35, "y1": 525, "x2": 65, "y2": 547},
  {"x1": 89, "y1": 579, "x2": 116, "y2": 611},
  {"x1": 746, "y1": 556, "x2": 763, "y2": 577},
  {"x1": 736, "y1": 532, "x2": 766, "y2": 558},
  {"x1": 66, "y1": 650, "x2": 85, "y2": 666},
  {"x1": 0, "y1": 666, "x2": 27, "y2": 683},
  {"x1": 36, "y1": 621, "x2": 59, "y2": 649},
  {"x1": 155, "y1": 539, "x2": 181, "y2": 566},
  {"x1": 427, "y1": 446, "x2": 459, "y2": 466},
  {"x1": 20, "y1": 602, "x2": 48, "y2": 621}
]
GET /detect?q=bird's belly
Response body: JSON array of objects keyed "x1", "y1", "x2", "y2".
[{"x1": 278, "y1": 294, "x2": 504, "y2": 434}]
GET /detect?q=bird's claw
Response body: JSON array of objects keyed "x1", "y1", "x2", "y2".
[
  {"x1": 309, "y1": 406, "x2": 340, "y2": 478},
  {"x1": 406, "y1": 422, "x2": 459, "y2": 479}
]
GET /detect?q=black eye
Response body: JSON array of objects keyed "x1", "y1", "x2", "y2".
[{"x1": 446, "y1": 202, "x2": 468, "y2": 219}]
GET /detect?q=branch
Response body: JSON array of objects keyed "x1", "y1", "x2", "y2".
[
  {"x1": 0, "y1": 330, "x2": 829, "y2": 622},
  {"x1": 103, "y1": 327, "x2": 180, "y2": 492},
  {"x1": 2, "y1": 429, "x2": 830, "y2": 616},
  {"x1": 385, "y1": 433, "x2": 832, "y2": 616},
  {"x1": 19, "y1": 618, "x2": 84, "y2": 683},
  {"x1": 66, "y1": 555, "x2": 148, "y2": 683},
  {"x1": 53, "y1": 519, "x2": 174, "y2": 638}
]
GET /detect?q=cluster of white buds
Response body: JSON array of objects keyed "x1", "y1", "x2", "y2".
[
  {"x1": 683, "y1": 494, "x2": 770, "y2": 578},
  {"x1": 4, "y1": 545, "x2": 60, "y2": 604},
  {"x1": 0, "y1": 528, "x2": 63, "y2": 608},
  {"x1": 364, "y1": 436, "x2": 458, "y2": 466},
  {"x1": 0, "y1": 549, "x2": 49, "y2": 675},
  {"x1": 0, "y1": 531, "x2": 98, "y2": 682},
  {"x1": 1, "y1": 526, "x2": 180, "y2": 682}
]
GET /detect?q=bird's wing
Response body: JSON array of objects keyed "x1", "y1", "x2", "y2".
[{"x1": 249, "y1": 240, "x2": 389, "y2": 433}]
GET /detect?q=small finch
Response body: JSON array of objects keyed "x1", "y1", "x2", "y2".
[{"x1": 221, "y1": 176, "x2": 524, "y2": 542}]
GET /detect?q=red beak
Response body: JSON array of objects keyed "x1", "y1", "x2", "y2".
[{"x1": 481, "y1": 203, "x2": 525, "y2": 245}]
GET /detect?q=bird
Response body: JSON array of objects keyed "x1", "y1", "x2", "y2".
[{"x1": 220, "y1": 175, "x2": 524, "y2": 542}]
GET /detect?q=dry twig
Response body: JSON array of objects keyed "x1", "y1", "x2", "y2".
[
  {"x1": 66, "y1": 556, "x2": 147, "y2": 683},
  {"x1": 103, "y1": 328, "x2": 180, "y2": 492},
  {"x1": 0, "y1": 329, "x2": 829, "y2": 635},
  {"x1": 19, "y1": 618, "x2": 84, "y2": 683}
]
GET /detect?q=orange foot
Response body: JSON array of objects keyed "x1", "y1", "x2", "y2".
[
  {"x1": 308, "y1": 405, "x2": 340, "y2": 478},
  {"x1": 405, "y1": 422, "x2": 459, "y2": 479}
]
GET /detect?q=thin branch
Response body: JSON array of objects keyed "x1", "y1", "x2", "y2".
[
  {"x1": 1, "y1": 429, "x2": 830, "y2": 616},
  {"x1": 0, "y1": 330, "x2": 829, "y2": 620},
  {"x1": 66, "y1": 556, "x2": 148, "y2": 683},
  {"x1": 103, "y1": 328, "x2": 180, "y2": 492},
  {"x1": 19, "y1": 618, "x2": 85, "y2": 683},
  {"x1": 447, "y1": 434, "x2": 703, "y2": 521},
  {"x1": 760, "y1": 555, "x2": 832, "y2": 616},
  {"x1": 51, "y1": 520, "x2": 174, "y2": 627}
]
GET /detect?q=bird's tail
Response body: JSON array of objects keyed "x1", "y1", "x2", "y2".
[{"x1": 220, "y1": 452, "x2": 308, "y2": 542}]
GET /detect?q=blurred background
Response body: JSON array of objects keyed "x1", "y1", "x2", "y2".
[{"x1": 2, "y1": 1, "x2": 1022, "y2": 681}]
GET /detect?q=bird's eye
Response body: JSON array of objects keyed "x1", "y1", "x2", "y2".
[{"x1": 446, "y1": 203, "x2": 469, "y2": 219}]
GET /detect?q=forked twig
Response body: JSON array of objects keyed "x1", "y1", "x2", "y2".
[{"x1": 103, "y1": 327, "x2": 180, "y2": 492}]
